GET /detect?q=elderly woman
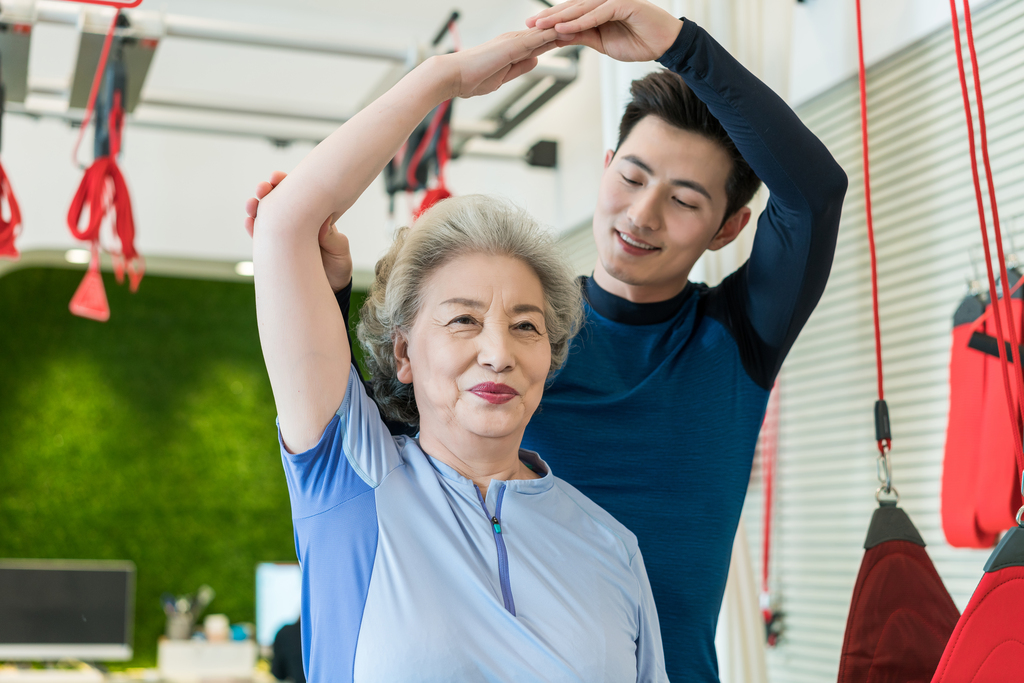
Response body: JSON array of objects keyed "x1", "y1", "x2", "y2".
[{"x1": 253, "y1": 27, "x2": 667, "y2": 683}]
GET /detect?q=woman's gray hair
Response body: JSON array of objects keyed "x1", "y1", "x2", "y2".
[{"x1": 356, "y1": 195, "x2": 583, "y2": 425}]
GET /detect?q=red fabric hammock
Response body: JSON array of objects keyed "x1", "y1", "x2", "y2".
[
  {"x1": 931, "y1": 531, "x2": 1024, "y2": 682},
  {"x1": 838, "y1": 508, "x2": 960, "y2": 683},
  {"x1": 942, "y1": 293, "x2": 998, "y2": 548},
  {"x1": 837, "y1": 3, "x2": 961, "y2": 680}
]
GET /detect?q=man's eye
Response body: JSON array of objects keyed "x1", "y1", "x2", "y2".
[
  {"x1": 673, "y1": 197, "x2": 696, "y2": 209},
  {"x1": 621, "y1": 175, "x2": 642, "y2": 186}
]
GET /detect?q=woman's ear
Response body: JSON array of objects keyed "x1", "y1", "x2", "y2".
[{"x1": 394, "y1": 332, "x2": 413, "y2": 385}]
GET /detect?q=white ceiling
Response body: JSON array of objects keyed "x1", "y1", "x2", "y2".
[{"x1": 21, "y1": 0, "x2": 557, "y2": 137}]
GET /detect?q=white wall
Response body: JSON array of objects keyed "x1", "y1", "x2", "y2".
[{"x1": 789, "y1": 0, "x2": 961, "y2": 106}]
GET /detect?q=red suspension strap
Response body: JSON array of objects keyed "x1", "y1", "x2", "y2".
[
  {"x1": 856, "y1": 0, "x2": 894, "y2": 500},
  {"x1": 0, "y1": 52, "x2": 23, "y2": 260},
  {"x1": 948, "y1": 0, "x2": 1024, "y2": 514},
  {"x1": 759, "y1": 381, "x2": 781, "y2": 645},
  {"x1": 66, "y1": 13, "x2": 143, "y2": 321},
  {"x1": 0, "y1": 164, "x2": 21, "y2": 260}
]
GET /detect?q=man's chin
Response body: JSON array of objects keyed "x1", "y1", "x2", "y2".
[{"x1": 601, "y1": 257, "x2": 656, "y2": 287}]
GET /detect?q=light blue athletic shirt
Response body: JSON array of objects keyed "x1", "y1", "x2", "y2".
[{"x1": 279, "y1": 371, "x2": 667, "y2": 683}]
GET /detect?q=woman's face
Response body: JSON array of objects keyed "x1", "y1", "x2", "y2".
[{"x1": 395, "y1": 252, "x2": 551, "y2": 442}]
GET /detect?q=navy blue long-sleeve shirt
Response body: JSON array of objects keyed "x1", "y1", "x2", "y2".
[{"x1": 336, "y1": 19, "x2": 847, "y2": 682}]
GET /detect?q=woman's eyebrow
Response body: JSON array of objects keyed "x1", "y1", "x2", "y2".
[
  {"x1": 440, "y1": 297, "x2": 484, "y2": 309},
  {"x1": 440, "y1": 298, "x2": 543, "y2": 316}
]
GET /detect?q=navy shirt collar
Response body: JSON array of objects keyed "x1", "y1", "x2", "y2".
[{"x1": 582, "y1": 275, "x2": 694, "y2": 325}]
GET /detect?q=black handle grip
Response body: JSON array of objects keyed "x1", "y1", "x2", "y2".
[{"x1": 875, "y1": 400, "x2": 892, "y2": 443}]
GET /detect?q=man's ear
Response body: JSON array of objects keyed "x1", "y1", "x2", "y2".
[
  {"x1": 708, "y1": 207, "x2": 752, "y2": 252},
  {"x1": 604, "y1": 149, "x2": 615, "y2": 168},
  {"x1": 394, "y1": 332, "x2": 413, "y2": 385}
]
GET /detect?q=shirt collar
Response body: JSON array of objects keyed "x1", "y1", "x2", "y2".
[{"x1": 583, "y1": 275, "x2": 694, "y2": 325}]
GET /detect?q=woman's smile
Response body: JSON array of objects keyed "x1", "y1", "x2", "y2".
[{"x1": 469, "y1": 382, "x2": 520, "y2": 404}]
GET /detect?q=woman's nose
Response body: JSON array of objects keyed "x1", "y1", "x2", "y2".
[{"x1": 477, "y1": 328, "x2": 515, "y2": 373}]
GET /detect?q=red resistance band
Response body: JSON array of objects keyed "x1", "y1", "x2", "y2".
[
  {"x1": 411, "y1": 99, "x2": 452, "y2": 220},
  {"x1": 0, "y1": 161, "x2": 22, "y2": 260},
  {"x1": 410, "y1": 18, "x2": 459, "y2": 221},
  {"x1": 59, "y1": 0, "x2": 142, "y2": 6},
  {"x1": 947, "y1": 0, "x2": 1024, "y2": 507},
  {"x1": 855, "y1": 0, "x2": 893, "y2": 460},
  {"x1": 68, "y1": 89, "x2": 142, "y2": 290},
  {"x1": 837, "y1": 8, "x2": 962, "y2": 682},
  {"x1": 66, "y1": 11, "x2": 143, "y2": 324},
  {"x1": 759, "y1": 381, "x2": 781, "y2": 645}
]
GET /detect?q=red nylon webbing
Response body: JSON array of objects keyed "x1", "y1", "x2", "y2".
[
  {"x1": 760, "y1": 381, "x2": 780, "y2": 635},
  {"x1": 949, "y1": 0, "x2": 1024, "y2": 496},
  {"x1": 0, "y1": 161, "x2": 22, "y2": 259},
  {"x1": 855, "y1": 0, "x2": 889, "y2": 455}
]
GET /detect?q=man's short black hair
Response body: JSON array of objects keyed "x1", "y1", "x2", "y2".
[{"x1": 616, "y1": 69, "x2": 762, "y2": 224}]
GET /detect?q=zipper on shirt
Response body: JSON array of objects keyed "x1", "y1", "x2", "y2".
[{"x1": 476, "y1": 483, "x2": 516, "y2": 616}]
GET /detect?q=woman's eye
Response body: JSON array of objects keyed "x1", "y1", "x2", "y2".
[
  {"x1": 450, "y1": 316, "x2": 477, "y2": 326},
  {"x1": 515, "y1": 321, "x2": 539, "y2": 332}
]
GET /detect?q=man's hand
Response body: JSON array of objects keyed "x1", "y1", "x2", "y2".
[
  {"x1": 244, "y1": 171, "x2": 353, "y2": 293},
  {"x1": 527, "y1": 0, "x2": 682, "y2": 63}
]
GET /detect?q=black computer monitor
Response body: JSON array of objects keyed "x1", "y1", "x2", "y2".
[{"x1": 0, "y1": 559, "x2": 136, "y2": 661}]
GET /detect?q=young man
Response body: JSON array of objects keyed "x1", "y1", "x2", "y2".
[{"x1": 246, "y1": 1, "x2": 846, "y2": 679}]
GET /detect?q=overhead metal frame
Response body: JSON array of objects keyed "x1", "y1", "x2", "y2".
[
  {"x1": 0, "y1": 19, "x2": 32, "y2": 103},
  {"x1": 0, "y1": 0, "x2": 577, "y2": 164}
]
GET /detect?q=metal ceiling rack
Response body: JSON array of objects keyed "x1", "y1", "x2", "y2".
[{"x1": 0, "y1": 0, "x2": 575, "y2": 166}]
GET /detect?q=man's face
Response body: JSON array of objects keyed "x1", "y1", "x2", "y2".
[{"x1": 592, "y1": 115, "x2": 746, "y2": 303}]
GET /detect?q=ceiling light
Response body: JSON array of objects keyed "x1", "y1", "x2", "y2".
[{"x1": 64, "y1": 249, "x2": 91, "y2": 264}]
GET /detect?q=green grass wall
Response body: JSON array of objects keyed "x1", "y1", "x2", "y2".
[{"x1": 0, "y1": 267, "x2": 367, "y2": 667}]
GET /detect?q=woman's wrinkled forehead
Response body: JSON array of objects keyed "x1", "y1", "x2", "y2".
[{"x1": 413, "y1": 253, "x2": 548, "y2": 319}]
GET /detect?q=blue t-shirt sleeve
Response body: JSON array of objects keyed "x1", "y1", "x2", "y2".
[
  {"x1": 279, "y1": 369, "x2": 403, "y2": 519},
  {"x1": 632, "y1": 549, "x2": 669, "y2": 683},
  {"x1": 657, "y1": 19, "x2": 848, "y2": 387}
]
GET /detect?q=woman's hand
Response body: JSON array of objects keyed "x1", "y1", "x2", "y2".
[
  {"x1": 527, "y1": 0, "x2": 682, "y2": 64},
  {"x1": 441, "y1": 27, "x2": 561, "y2": 100}
]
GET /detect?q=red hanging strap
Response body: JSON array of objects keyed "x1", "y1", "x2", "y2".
[
  {"x1": 61, "y1": 0, "x2": 142, "y2": 7},
  {"x1": 948, "y1": 0, "x2": 1024, "y2": 508},
  {"x1": 67, "y1": 21, "x2": 143, "y2": 322},
  {"x1": 855, "y1": 0, "x2": 893, "y2": 462},
  {"x1": 759, "y1": 381, "x2": 781, "y2": 645},
  {"x1": 0, "y1": 161, "x2": 22, "y2": 260}
]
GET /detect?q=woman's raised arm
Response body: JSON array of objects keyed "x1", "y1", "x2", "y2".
[{"x1": 253, "y1": 28, "x2": 560, "y2": 454}]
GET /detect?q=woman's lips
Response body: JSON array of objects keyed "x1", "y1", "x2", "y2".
[{"x1": 469, "y1": 382, "x2": 519, "y2": 405}]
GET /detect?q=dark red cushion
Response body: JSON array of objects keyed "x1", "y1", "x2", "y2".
[{"x1": 838, "y1": 541, "x2": 960, "y2": 683}]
